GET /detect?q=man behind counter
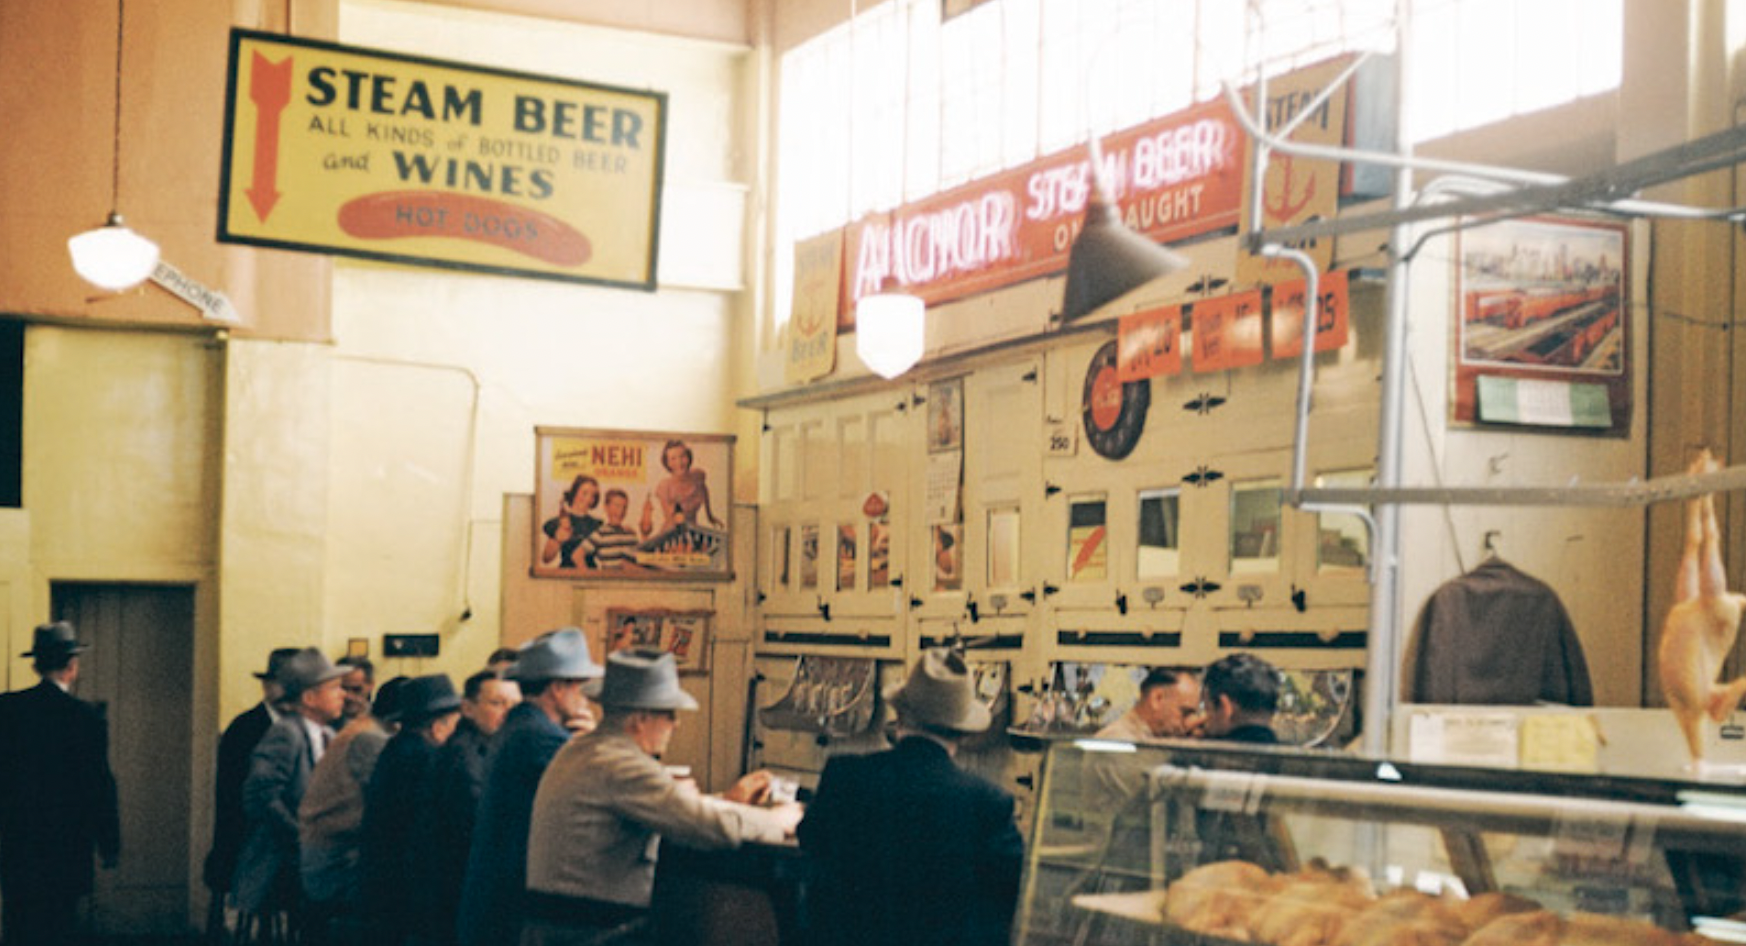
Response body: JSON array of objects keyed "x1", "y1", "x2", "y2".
[
  {"x1": 1096, "y1": 667, "x2": 1202, "y2": 741},
  {"x1": 522, "y1": 648, "x2": 800, "y2": 945},
  {"x1": 1199, "y1": 653, "x2": 1281, "y2": 744},
  {"x1": 798, "y1": 648, "x2": 1025, "y2": 946}
]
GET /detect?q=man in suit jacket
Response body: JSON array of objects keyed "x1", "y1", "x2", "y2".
[
  {"x1": 798, "y1": 648, "x2": 1023, "y2": 946},
  {"x1": 204, "y1": 647, "x2": 298, "y2": 939},
  {"x1": 0, "y1": 621, "x2": 121, "y2": 946},
  {"x1": 456, "y1": 629, "x2": 601, "y2": 946},
  {"x1": 231, "y1": 648, "x2": 348, "y2": 923}
]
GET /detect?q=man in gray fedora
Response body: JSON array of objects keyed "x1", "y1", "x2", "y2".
[
  {"x1": 522, "y1": 648, "x2": 801, "y2": 945},
  {"x1": 0, "y1": 621, "x2": 121, "y2": 946},
  {"x1": 205, "y1": 645, "x2": 300, "y2": 942},
  {"x1": 457, "y1": 628, "x2": 602, "y2": 946},
  {"x1": 798, "y1": 647, "x2": 1023, "y2": 946},
  {"x1": 232, "y1": 646, "x2": 349, "y2": 938}
]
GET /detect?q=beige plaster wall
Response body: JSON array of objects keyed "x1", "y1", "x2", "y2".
[
  {"x1": 6, "y1": 328, "x2": 223, "y2": 691},
  {"x1": 307, "y1": 2, "x2": 755, "y2": 681}
]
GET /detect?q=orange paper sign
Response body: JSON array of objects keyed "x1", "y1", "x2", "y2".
[
  {"x1": 1271, "y1": 269, "x2": 1351, "y2": 359},
  {"x1": 1192, "y1": 290, "x2": 1265, "y2": 373},
  {"x1": 1118, "y1": 305, "x2": 1183, "y2": 381}
]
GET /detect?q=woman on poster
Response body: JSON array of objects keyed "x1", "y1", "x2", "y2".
[
  {"x1": 640, "y1": 439, "x2": 722, "y2": 535},
  {"x1": 541, "y1": 475, "x2": 605, "y2": 569}
]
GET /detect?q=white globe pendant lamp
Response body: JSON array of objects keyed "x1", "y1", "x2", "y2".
[
  {"x1": 69, "y1": 212, "x2": 159, "y2": 292},
  {"x1": 855, "y1": 282, "x2": 925, "y2": 379},
  {"x1": 68, "y1": 0, "x2": 159, "y2": 293}
]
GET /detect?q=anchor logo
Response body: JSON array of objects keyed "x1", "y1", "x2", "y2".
[{"x1": 1264, "y1": 154, "x2": 1317, "y2": 222}]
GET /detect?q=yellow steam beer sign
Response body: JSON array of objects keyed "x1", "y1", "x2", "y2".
[{"x1": 219, "y1": 30, "x2": 666, "y2": 289}]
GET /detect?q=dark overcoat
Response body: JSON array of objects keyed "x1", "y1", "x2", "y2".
[
  {"x1": 407, "y1": 717, "x2": 490, "y2": 944},
  {"x1": 204, "y1": 701, "x2": 274, "y2": 891},
  {"x1": 0, "y1": 681, "x2": 121, "y2": 902},
  {"x1": 455, "y1": 702, "x2": 567, "y2": 946},
  {"x1": 361, "y1": 728, "x2": 442, "y2": 945},
  {"x1": 797, "y1": 736, "x2": 1024, "y2": 946}
]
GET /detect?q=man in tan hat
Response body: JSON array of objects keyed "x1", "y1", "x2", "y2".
[
  {"x1": 458, "y1": 628, "x2": 602, "y2": 946},
  {"x1": 522, "y1": 648, "x2": 801, "y2": 944},
  {"x1": 0, "y1": 621, "x2": 121, "y2": 946},
  {"x1": 298, "y1": 675, "x2": 408, "y2": 946},
  {"x1": 798, "y1": 647, "x2": 1023, "y2": 946}
]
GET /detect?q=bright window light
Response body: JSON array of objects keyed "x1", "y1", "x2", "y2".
[{"x1": 771, "y1": 0, "x2": 1624, "y2": 339}]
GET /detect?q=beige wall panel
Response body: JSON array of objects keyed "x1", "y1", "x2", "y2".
[
  {"x1": 0, "y1": 0, "x2": 331, "y2": 340},
  {"x1": 218, "y1": 340, "x2": 331, "y2": 720},
  {"x1": 25, "y1": 328, "x2": 221, "y2": 573}
]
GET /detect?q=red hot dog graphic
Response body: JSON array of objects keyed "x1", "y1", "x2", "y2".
[{"x1": 337, "y1": 191, "x2": 591, "y2": 267}]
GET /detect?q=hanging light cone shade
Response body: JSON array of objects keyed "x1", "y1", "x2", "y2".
[
  {"x1": 1059, "y1": 199, "x2": 1189, "y2": 323},
  {"x1": 68, "y1": 212, "x2": 159, "y2": 292},
  {"x1": 856, "y1": 289, "x2": 926, "y2": 379}
]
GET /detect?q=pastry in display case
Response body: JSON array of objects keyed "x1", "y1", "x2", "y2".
[{"x1": 1015, "y1": 738, "x2": 1746, "y2": 946}]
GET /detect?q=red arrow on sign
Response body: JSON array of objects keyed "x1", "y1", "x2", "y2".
[{"x1": 246, "y1": 52, "x2": 292, "y2": 222}]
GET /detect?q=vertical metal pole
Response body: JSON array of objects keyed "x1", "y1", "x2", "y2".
[{"x1": 1362, "y1": 0, "x2": 1415, "y2": 757}]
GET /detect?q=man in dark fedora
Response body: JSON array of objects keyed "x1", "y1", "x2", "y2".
[
  {"x1": 798, "y1": 647, "x2": 1023, "y2": 946},
  {"x1": 204, "y1": 645, "x2": 299, "y2": 941},
  {"x1": 232, "y1": 646, "x2": 349, "y2": 936},
  {"x1": 362, "y1": 674, "x2": 464, "y2": 946},
  {"x1": 407, "y1": 668, "x2": 521, "y2": 946},
  {"x1": 0, "y1": 621, "x2": 121, "y2": 946},
  {"x1": 522, "y1": 648, "x2": 800, "y2": 945},
  {"x1": 457, "y1": 628, "x2": 603, "y2": 946}
]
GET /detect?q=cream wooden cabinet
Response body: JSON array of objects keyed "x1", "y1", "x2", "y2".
[{"x1": 755, "y1": 296, "x2": 1383, "y2": 673}]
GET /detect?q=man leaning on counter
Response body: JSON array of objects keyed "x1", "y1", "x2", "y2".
[{"x1": 522, "y1": 648, "x2": 801, "y2": 945}]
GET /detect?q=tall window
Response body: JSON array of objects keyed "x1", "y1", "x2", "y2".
[{"x1": 772, "y1": 0, "x2": 1622, "y2": 338}]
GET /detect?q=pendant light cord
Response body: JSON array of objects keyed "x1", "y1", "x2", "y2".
[{"x1": 109, "y1": 0, "x2": 126, "y2": 217}]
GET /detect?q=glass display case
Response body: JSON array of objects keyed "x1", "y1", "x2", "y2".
[{"x1": 1015, "y1": 738, "x2": 1746, "y2": 946}]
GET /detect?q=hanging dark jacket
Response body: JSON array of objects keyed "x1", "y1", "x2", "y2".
[{"x1": 1403, "y1": 558, "x2": 1594, "y2": 706}]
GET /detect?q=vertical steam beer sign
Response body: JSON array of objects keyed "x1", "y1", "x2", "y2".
[{"x1": 219, "y1": 30, "x2": 667, "y2": 289}]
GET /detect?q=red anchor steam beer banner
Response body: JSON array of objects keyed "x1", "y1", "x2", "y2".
[
  {"x1": 840, "y1": 97, "x2": 1245, "y2": 325},
  {"x1": 219, "y1": 30, "x2": 667, "y2": 289},
  {"x1": 1235, "y1": 55, "x2": 1351, "y2": 287}
]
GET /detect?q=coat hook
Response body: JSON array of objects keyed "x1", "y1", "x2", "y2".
[{"x1": 1482, "y1": 530, "x2": 1501, "y2": 557}]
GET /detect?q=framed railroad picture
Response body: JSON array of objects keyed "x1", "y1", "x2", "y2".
[
  {"x1": 1453, "y1": 217, "x2": 1630, "y2": 435},
  {"x1": 533, "y1": 428, "x2": 734, "y2": 581},
  {"x1": 605, "y1": 608, "x2": 712, "y2": 673}
]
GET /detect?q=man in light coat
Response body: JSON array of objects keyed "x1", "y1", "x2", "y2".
[{"x1": 522, "y1": 649, "x2": 801, "y2": 945}]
